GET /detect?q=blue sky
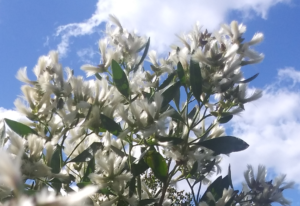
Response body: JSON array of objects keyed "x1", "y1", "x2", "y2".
[{"x1": 1, "y1": 0, "x2": 300, "y2": 204}]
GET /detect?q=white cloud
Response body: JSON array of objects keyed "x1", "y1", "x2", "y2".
[
  {"x1": 220, "y1": 67, "x2": 300, "y2": 188},
  {"x1": 0, "y1": 107, "x2": 24, "y2": 122},
  {"x1": 77, "y1": 47, "x2": 97, "y2": 64},
  {"x1": 55, "y1": 0, "x2": 291, "y2": 56}
]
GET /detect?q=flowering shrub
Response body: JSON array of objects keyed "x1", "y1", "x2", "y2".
[{"x1": 0, "y1": 15, "x2": 294, "y2": 206}]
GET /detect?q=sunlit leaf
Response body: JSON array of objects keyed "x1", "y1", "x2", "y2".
[
  {"x1": 144, "y1": 149, "x2": 168, "y2": 182},
  {"x1": 4, "y1": 118, "x2": 37, "y2": 137},
  {"x1": 156, "y1": 136, "x2": 184, "y2": 145},
  {"x1": 112, "y1": 59, "x2": 130, "y2": 98}
]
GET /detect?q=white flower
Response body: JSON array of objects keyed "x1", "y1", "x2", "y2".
[{"x1": 89, "y1": 150, "x2": 132, "y2": 193}]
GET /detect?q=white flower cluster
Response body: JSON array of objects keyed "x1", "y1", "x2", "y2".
[{"x1": 0, "y1": 15, "x2": 293, "y2": 206}]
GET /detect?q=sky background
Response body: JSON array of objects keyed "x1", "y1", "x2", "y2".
[{"x1": 1, "y1": 0, "x2": 300, "y2": 204}]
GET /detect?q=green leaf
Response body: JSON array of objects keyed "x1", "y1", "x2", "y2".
[
  {"x1": 100, "y1": 114, "x2": 123, "y2": 136},
  {"x1": 218, "y1": 115, "x2": 233, "y2": 124},
  {"x1": 161, "y1": 81, "x2": 181, "y2": 109},
  {"x1": 138, "y1": 199, "x2": 156, "y2": 206},
  {"x1": 4, "y1": 118, "x2": 37, "y2": 137},
  {"x1": 83, "y1": 157, "x2": 95, "y2": 182},
  {"x1": 131, "y1": 159, "x2": 149, "y2": 177},
  {"x1": 238, "y1": 73, "x2": 259, "y2": 83},
  {"x1": 95, "y1": 73, "x2": 102, "y2": 80},
  {"x1": 0, "y1": 120, "x2": 5, "y2": 147},
  {"x1": 68, "y1": 142, "x2": 103, "y2": 163},
  {"x1": 177, "y1": 61, "x2": 186, "y2": 84},
  {"x1": 111, "y1": 59, "x2": 130, "y2": 98},
  {"x1": 227, "y1": 165, "x2": 234, "y2": 189},
  {"x1": 189, "y1": 59, "x2": 202, "y2": 102},
  {"x1": 133, "y1": 38, "x2": 150, "y2": 72},
  {"x1": 117, "y1": 200, "x2": 129, "y2": 206},
  {"x1": 129, "y1": 177, "x2": 136, "y2": 197},
  {"x1": 188, "y1": 106, "x2": 198, "y2": 119},
  {"x1": 110, "y1": 145, "x2": 126, "y2": 157},
  {"x1": 158, "y1": 71, "x2": 176, "y2": 90},
  {"x1": 156, "y1": 136, "x2": 184, "y2": 145},
  {"x1": 173, "y1": 85, "x2": 180, "y2": 110},
  {"x1": 50, "y1": 178, "x2": 62, "y2": 194},
  {"x1": 201, "y1": 175, "x2": 232, "y2": 202},
  {"x1": 77, "y1": 182, "x2": 90, "y2": 189},
  {"x1": 195, "y1": 136, "x2": 249, "y2": 155},
  {"x1": 50, "y1": 146, "x2": 62, "y2": 174},
  {"x1": 190, "y1": 161, "x2": 198, "y2": 176},
  {"x1": 144, "y1": 149, "x2": 168, "y2": 182}
]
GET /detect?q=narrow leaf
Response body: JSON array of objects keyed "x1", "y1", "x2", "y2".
[
  {"x1": 4, "y1": 118, "x2": 37, "y2": 137},
  {"x1": 158, "y1": 72, "x2": 176, "y2": 90},
  {"x1": 138, "y1": 199, "x2": 156, "y2": 205},
  {"x1": 95, "y1": 73, "x2": 102, "y2": 80},
  {"x1": 129, "y1": 177, "x2": 136, "y2": 197},
  {"x1": 0, "y1": 120, "x2": 5, "y2": 147},
  {"x1": 131, "y1": 159, "x2": 149, "y2": 177},
  {"x1": 195, "y1": 136, "x2": 249, "y2": 155},
  {"x1": 50, "y1": 146, "x2": 62, "y2": 174},
  {"x1": 144, "y1": 149, "x2": 168, "y2": 182},
  {"x1": 201, "y1": 175, "x2": 232, "y2": 202},
  {"x1": 156, "y1": 136, "x2": 184, "y2": 145},
  {"x1": 177, "y1": 61, "x2": 186, "y2": 84},
  {"x1": 83, "y1": 157, "x2": 95, "y2": 182},
  {"x1": 238, "y1": 73, "x2": 259, "y2": 83},
  {"x1": 173, "y1": 85, "x2": 180, "y2": 110},
  {"x1": 100, "y1": 114, "x2": 122, "y2": 136},
  {"x1": 111, "y1": 59, "x2": 130, "y2": 98},
  {"x1": 161, "y1": 81, "x2": 181, "y2": 109},
  {"x1": 51, "y1": 178, "x2": 62, "y2": 194},
  {"x1": 133, "y1": 38, "x2": 150, "y2": 72},
  {"x1": 189, "y1": 59, "x2": 202, "y2": 102},
  {"x1": 218, "y1": 115, "x2": 233, "y2": 124},
  {"x1": 68, "y1": 142, "x2": 103, "y2": 163}
]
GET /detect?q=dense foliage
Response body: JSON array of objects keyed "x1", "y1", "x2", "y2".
[{"x1": 0, "y1": 15, "x2": 294, "y2": 206}]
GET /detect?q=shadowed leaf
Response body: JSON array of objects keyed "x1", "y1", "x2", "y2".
[
  {"x1": 238, "y1": 73, "x2": 259, "y2": 83},
  {"x1": 189, "y1": 59, "x2": 202, "y2": 102},
  {"x1": 161, "y1": 81, "x2": 181, "y2": 109},
  {"x1": 133, "y1": 38, "x2": 150, "y2": 72},
  {"x1": 100, "y1": 114, "x2": 122, "y2": 136},
  {"x1": 68, "y1": 142, "x2": 103, "y2": 163},
  {"x1": 158, "y1": 72, "x2": 176, "y2": 90},
  {"x1": 50, "y1": 146, "x2": 62, "y2": 174},
  {"x1": 194, "y1": 136, "x2": 249, "y2": 155}
]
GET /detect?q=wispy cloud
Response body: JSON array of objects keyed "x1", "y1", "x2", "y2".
[
  {"x1": 220, "y1": 67, "x2": 300, "y2": 188},
  {"x1": 77, "y1": 47, "x2": 98, "y2": 64},
  {"x1": 55, "y1": 0, "x2": 291, "y2": 56}
]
